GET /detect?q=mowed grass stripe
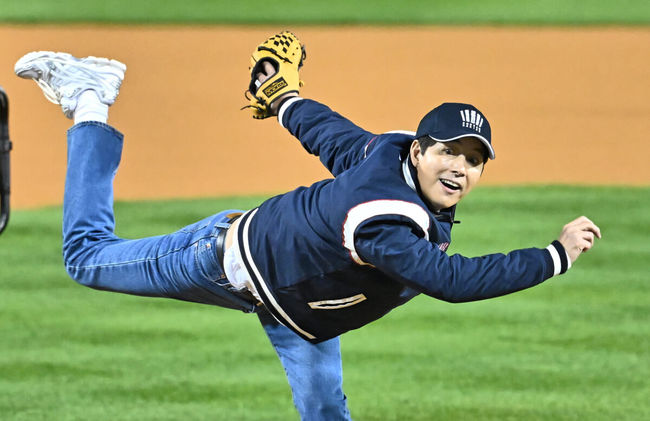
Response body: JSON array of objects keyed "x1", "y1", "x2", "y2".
[
  {"x1": 0, "y1": 186, "x2": 648, "y2": 420},
  {"x1": 0, "y1": 0, "x2": 649, "y2": 25}
]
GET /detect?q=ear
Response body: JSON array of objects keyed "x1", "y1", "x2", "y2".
[{"x1": 410, "y1": 140, "x2": 422, "y2": 165}]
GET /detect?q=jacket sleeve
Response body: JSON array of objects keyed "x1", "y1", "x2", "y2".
[
  {"x1": 353, "y1": 218, "x2": 561, "y2": 303},
  {"x1": 278, "y1": 98, "x2": 377, "y2": 176}
]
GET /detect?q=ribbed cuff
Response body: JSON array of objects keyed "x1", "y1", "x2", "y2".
[
  {"x1": 546, "y1": 241, "x2": 572, "y2": 276},
  {"x1": 277, "y1": 97, "x2": 303, "y2": 128}
]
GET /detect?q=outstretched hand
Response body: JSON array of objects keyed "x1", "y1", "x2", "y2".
[
  {"x1": 255, "y1": 60, "x2": 276, "y2": 86},
  {"x1": 244, "y1": 31, "x2": 305, "y2": 119},
  {"x1": 255, "y1": 60, "x2": 298, "y2": 115},
  {"x1": 557, "y1": 216, "x2": 602, "y2": 263}
]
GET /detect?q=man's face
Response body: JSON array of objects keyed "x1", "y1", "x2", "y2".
[{"x1": 410, "y1": 137, "x2": 486, "y2": 211}]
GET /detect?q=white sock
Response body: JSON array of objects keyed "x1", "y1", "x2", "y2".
[{"x1": 73, "y1": 90, "x2": 109, "y2": 124}]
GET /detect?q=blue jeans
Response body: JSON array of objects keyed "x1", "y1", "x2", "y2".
[{"x1": 62, "y1": 122, "x2": 351, "y2": 421}]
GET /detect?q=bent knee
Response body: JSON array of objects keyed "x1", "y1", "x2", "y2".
[
  {"x1": 62, "y1": 237, "x2": 113, "y2": 287},
  {"x1": 64, "y1": 262, "x2": 94, "y2": 287}
]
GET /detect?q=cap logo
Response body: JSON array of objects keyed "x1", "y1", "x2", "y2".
[{"x1": 460, "y1": 109, "x2": 484, "y2": 133}]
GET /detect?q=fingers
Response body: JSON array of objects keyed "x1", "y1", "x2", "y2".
[
  {"x1": 255, "y1": 60, "x2": 276, "y2": 87},
  {"x1": 565, "y1": 216, "x2": 602, "y2": 239},
  {"x1": 578, "y1": 230, "x2": 595, "y2": 252},
  {"x1": 558, "y1": 216, "x2": 601, "y2": 263}
]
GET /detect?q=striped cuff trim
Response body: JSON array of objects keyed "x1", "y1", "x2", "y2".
[
  {"x1": 546, "y1": 241, "x2": 572, "y2": 276},
  {"x1": 278, "y1": 97, "x2": 303, "y2": 128}
]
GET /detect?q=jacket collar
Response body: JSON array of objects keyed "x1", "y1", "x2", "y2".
[{"x1": 402, "y1": 154, "x2": 459, "y2": 224}]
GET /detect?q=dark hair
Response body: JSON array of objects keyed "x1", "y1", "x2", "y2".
[
  {"x1": 416, "y1": 135, "x2": 436, "y2": 154},
  {"x1": 416, "y1": 135, "x2": 489, "y2": 164}
]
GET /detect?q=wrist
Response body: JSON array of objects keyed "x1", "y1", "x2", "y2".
[
  {"x1": 277, "y1": 96, "x2": 303, "y2": 128},
  {"x1": 546, "y1": 240, "x2": 572, "y2": 276},
  {"x1": 271, "y1": 93, "x2": 299, "y2": 115}
]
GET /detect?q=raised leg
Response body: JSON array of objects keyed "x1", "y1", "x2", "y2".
[{"x1": 62, "y1": 122, "x2": 257, "y2": 312}]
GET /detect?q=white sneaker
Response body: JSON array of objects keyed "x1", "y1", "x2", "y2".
[{"x1": 15, "y1": 51, "x2": 126, "y2": 119}]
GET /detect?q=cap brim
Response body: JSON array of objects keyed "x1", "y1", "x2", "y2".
[{"x1": 429, "y1": 134, "x2": 495, "y2": 160}]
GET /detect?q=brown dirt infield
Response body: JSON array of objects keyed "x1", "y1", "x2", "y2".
[{"x1": 1, "y1": 25, "x2": 648, "y2": 209}]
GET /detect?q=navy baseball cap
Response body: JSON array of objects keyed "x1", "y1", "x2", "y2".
[{"x1": 415, "y1": 103, "x2": 495, "y2": 160}]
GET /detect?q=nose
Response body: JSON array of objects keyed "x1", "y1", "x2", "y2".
[{"x1": 449, "y1": 154, "x2": 466, "y2": 175}]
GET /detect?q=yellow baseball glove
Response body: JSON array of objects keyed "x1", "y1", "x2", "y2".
[{"x1": 243, "y1": 31, "x2": 306, "y2": 119}]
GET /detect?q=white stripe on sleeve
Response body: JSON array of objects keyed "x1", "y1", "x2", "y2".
[
  {"x1": 278, "y1": 97, "x2": 304, "y2": 128},
  {"x1": 546, "y1": 243, "x2": 562, "y2": 276},
  {"x1": 343, "y1": 200, "x2": 430, "y2": 265}
]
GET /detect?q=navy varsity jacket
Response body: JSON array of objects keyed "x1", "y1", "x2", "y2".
[{"x1": 234, "y1": 98, "x2": 567, "y2": 343}]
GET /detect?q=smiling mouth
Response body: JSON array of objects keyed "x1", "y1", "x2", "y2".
[{"x1": 440, "y1": 178, "x2": 461, "y2": 191}]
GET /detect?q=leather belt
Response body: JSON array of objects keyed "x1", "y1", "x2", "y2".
[
  {"x1": 214, "y1": 213, "x2": 262, "y2": 308},
  {"x1": 215, "y1": 226, "x2": 228, "y2": 269},
  {"x1": 216, "y1": 213, "x2": 241, "y2": 268}
]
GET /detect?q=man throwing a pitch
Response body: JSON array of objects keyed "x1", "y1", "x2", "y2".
[{"x1": 15, "y1": 31, "x2": 600, "y2": 420}]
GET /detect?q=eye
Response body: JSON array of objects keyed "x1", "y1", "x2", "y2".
[
  {"x1": 443, "y1": 148, "x2": 454, "y2": 155},
  {"x1": 467, "y1": 156, "x2": 482, "y2": 167}
]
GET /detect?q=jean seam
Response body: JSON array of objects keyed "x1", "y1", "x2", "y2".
[
  {"x1": 194, "y1": 237, "x2": 219, "y2": 281},
  {"x1": 67, "y1": 121, "x2": 124, "y2": 139},
  {"x1": 179, "y1": 222, "x2": 210, "y2": 234},
  {"x1": 65, "y1": 236, "x2": 212, "y2": 270}
]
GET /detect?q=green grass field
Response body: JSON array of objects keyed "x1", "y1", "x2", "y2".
[
  {"x1": 1, "y1": 0, "x2": 649, "y2": 24},
  {"x1": 1, "y1": 186, "x2": 648, "y2": 420}
]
